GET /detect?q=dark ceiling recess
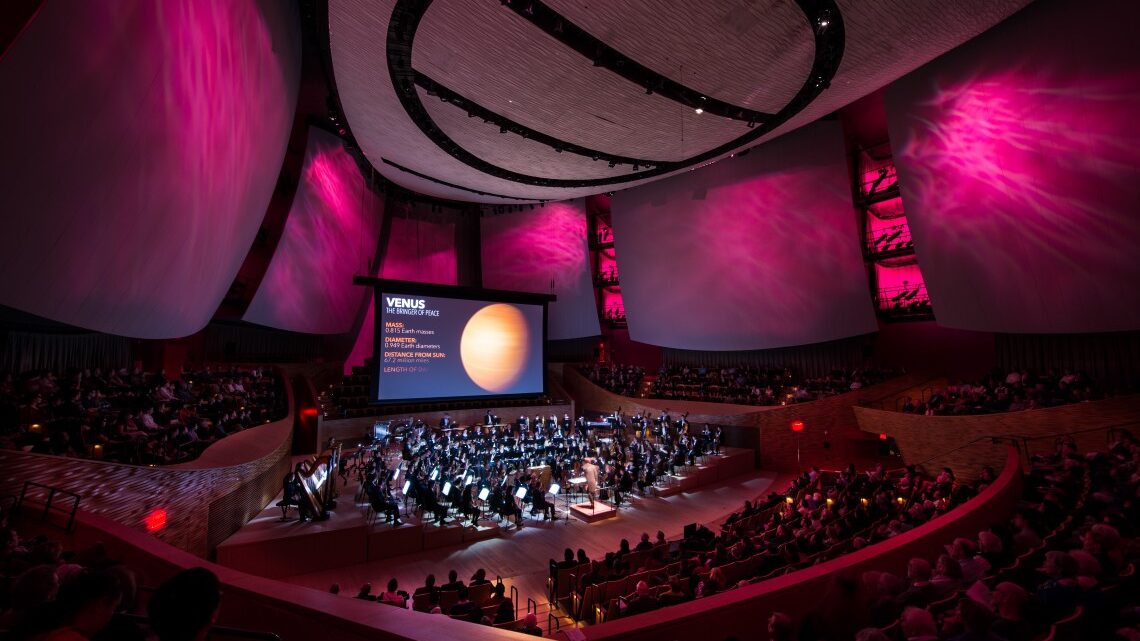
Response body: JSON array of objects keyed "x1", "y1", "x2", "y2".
[
  {"x1": 380, "y1": 158, "x2": 535, "y2": 201},
  {"x1": 500, "y1": 0, "x2": 774, "y2": 125},
  {"x1": 415, "y1": 71, "x2": 668, "y2": 169},
  {"x1": 386, "y1": 0, "x2": 846, "y2": 189}
]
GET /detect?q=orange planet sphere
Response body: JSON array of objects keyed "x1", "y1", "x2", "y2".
[{"x1": 459, "y1": 303, "x2": 530, "y2": 393}]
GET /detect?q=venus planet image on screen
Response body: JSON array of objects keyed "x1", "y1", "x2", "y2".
[{"x1": 459, "y1": 303, "x2": 531, "y2": 393}]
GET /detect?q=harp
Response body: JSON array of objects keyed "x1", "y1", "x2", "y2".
[{"x1": 297, "y1": 440, "x2": 341, "y2": 519}]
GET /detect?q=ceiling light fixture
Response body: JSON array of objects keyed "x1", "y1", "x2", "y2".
[{"x1": 816, "y1": 9, "x2": 831, "y2": 31}]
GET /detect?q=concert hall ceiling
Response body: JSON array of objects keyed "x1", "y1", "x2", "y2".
[{"x1": 327, "y1": 0, "x2": 1034, "y2": 203}]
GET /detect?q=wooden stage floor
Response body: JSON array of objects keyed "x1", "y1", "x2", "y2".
[{"x1": 216, "y1": 448, "x2": 784, "y2": 620}]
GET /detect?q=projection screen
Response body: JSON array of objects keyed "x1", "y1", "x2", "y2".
[
  {"x1": 885, "y1": 0, "x2": 1140, "y2": 333},
  {"x1": 372, "y1": 285, "x2": 546, "y2": 403},
  {"x1": 612, "y1": 122, "x2": 877, "y2": 351}
]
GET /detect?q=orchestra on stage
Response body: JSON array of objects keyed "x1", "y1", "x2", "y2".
[{"x1": 319, "y1": 409, "x2": 723, "y2": 528}]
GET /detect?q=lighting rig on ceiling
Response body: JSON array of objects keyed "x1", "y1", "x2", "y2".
[{"x1": 326, "y1": 96, "x2": 348, "y2": 137}]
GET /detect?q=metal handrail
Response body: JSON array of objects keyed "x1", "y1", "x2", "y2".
[
  {"x1": 510, "y1": 584, "x2": 519, "y2": 620},
  {"x1": 16, "y1": 481, "x2": 81, "y2": 532},
  {"x1": 548, "y1": 611, "x2": 561, "y2": 636}
]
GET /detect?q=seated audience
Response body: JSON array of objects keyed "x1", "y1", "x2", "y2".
[
  {"x1": 897, "y1": 367, "x2": 1117, "y2": 416},
  {"x1": 0, "y1": 365, "x2": 284, "y2": 465},
  {"x1": 379, "y1": 578, "x2": 406, "y2": 607},
  {"x1": 148, "y1": 567, "x2": 222, "y2": 641}
]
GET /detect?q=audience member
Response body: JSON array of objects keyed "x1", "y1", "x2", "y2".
[{"x1": 147, "y1": 567, "x2": 221, "y2": 641}]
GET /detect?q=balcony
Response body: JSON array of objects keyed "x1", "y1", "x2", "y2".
[
  {"x1": 865, "y1": 222, "x2": 915, "y2": 259},
  {"x1": 876, "y1": 284, "x2": 934, "y2": 320}
]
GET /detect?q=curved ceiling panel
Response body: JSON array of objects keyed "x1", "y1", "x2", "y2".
[
  {"x1": 243, "y1": 127, "x2": 383, "y2": 334},
  {"x1": 541, "y1": 0, "x2": 814, "y2": 114},
  {"x1": 0, "y1": 0, "x2": 301, "y2": 338},
  {"x1": 329, "y1": 0, "x2": 1034, "y2": 202},
  {"x1": 415, "y1": 0, "x2": 755, "y2": 161},
  {"x1": 419, "y1": 88, "x2": 645, "y2": 181}
]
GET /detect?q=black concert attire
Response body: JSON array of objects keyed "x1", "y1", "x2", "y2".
[
  {"x1": 416, "y1": 480, "x2": 448, "y2": 524},
  {"x1": 366, "y1": 478, "x2": 401, "y2": 525},
  {"x1": 492, "y1": 485, "x2": 522, "y2": 526},
  {"x1": 459, "y1": 485, "x2": 481, "y2": 525},
  {"x1": 530, "y1": 481, "x2": 555, "y2": 520},
  {"x1": 281, "y1": 472, "x2": 309, "y2": 521}
]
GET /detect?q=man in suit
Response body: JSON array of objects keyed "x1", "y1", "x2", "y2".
[
  {"x1": 440, "y1": 569, "x2": 465, "y2": 592},
  {"x1": 439, "y1": 413, "x2": 452, "y2": 428},
  {"x1": 484, "y1": 410, "x2": 496, "y2": 426},
  {"x1": 413, "y1": 574, "x2": 438, "y2": 604},
  {"x1": 623, "y1": 581, "x2": 659, "y2": 616}
]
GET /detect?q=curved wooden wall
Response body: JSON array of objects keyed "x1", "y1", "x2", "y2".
[
  {"x1": 31, "y1": 444, "x2": 1021, "y2": 641},
  {"x1": 577, "y1": 445, "x2": 1024, "y2": 641},
  {"x1": 0, "y1": 376, "x2": 295, "y2": 556},
  {"x1": 562, "y1": 365, "x2": 926, "y2": 469},
  {"x1": 855, "y1": 394, "x2": 1140, "y2": 480}
]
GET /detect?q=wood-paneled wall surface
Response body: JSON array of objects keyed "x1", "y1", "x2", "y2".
[
  {"x1": 216, "y1": 447, "x2": 754, "y2": 579},
  {"x1": 855, "y1": 394, "x2": 1140, "y2": 480},
  {"x1": 562, "y1": 365, "x2": 925, "y2": 470},
  {"x1": 318, "y1": 402, "x2": 574, "y2": 445},
  {"x1": 279, "y1": 471, "x2": 783, "y2": 612},
  {"x1": 7, "y1": 447, "x2": 1023, "y2": 641},
  {"x1": 0, "y1": 378, "x2": 295, "y2": 557}
]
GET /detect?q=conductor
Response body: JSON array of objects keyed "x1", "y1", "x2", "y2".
[{"x1": 582, "y1": 457, "x2": 600, "y2": 511}]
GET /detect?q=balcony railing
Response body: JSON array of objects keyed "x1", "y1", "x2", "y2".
[
  {"x1": 860, "y1": 164, "x2": 898, "y2": 199},
  {"x1": 601, "y1": 306, "x2": 627, "y2": 326},
  {"x1": 594, "y1": 270, "x2": 620, "y2": 287},
  {"x1": 865, "y1": 222, "x2": 914, "y2": 257},
  {"x1": 875, "y1": 284, "x2": 933, "y2": 317}
]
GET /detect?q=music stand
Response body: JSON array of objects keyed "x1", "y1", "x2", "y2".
[
  {"x1": 548, "y1": 483, "x2": 565, "y2": 522},
  {"x1": 478, "y1": 487, "x2": 490, "y2": 501},
  {"x1": 514, "y1": 486, "x2": 529, "y2": 525}
]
